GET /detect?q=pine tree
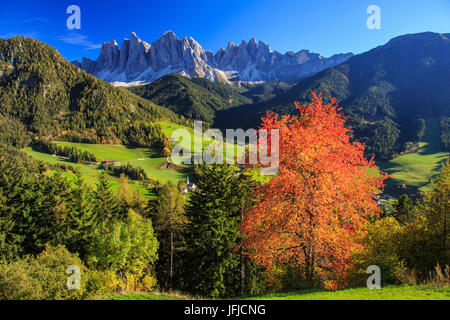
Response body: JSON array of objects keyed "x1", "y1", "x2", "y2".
[
  {"x1": 93, "y1": 172, "x2": 122, "y2": 224},
  {"x1": 63, "y1": 174, "x2": 96, "y2": 258},
  {"x1": 0, "y1": 159, "x2": 29, "y2": 259},
  {"x1": 183, "y1": 165, "x2": 256, "y2": 298},
  {"x1": 117, "y1": 174, "x2": 146, "y2": 217},
  {"x1": 38, "y1": 172, "x2": 74, "y2": 246},
  {"x1": 151, "y1": 182, "x2": 186, "y2": 292}
]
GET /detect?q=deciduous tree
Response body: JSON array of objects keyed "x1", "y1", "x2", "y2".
[{"x1": 241, "y1": 92, "x2": 388, "y2": 288}]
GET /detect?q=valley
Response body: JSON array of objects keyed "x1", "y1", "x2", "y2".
[
  {"x1": 22, "y1": 120, "x2": 248, "y2": 198},
  {"x1": 0, "y1": 19, "x2": 449, "y2": 303},
  {"x1": 22, "y1": 121, "x2": 193, "y2": 196},
  {"x1": 23, "y1": 141, "x2": 188, "y2": 194},
  {"x1": 24, "y1": 117, "x2": 449, "y2": 200}
]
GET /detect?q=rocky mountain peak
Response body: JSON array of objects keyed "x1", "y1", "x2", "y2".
[
  {"x1": 73, "y1": 31, "x2": 353, "y2": 85},
  {"x1": 162, "y1": 30, "x2": 178, "y2": 39}
]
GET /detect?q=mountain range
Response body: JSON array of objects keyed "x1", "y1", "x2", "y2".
[
  {"x1": 214, "y1": 32, "x2": 450, "y2": 159},
  {"x1": 73, "y1": 31, "x2": 353, "y2": 86},
  {"x1": 1, "y1": 31, "x2": 449, "y2": 161}
]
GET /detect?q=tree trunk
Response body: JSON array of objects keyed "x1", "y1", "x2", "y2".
[
  {"x1": 170, "y1": 228, "x2": 173, "y2": 292},
  {"x1": 443, "y1": 200, "x2": 447, "y2": 262},
  {"x1": 240, "y1": 252, "x2": 245, "y2": 296}
]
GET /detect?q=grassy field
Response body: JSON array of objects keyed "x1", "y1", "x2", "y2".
[
  {"x1": 159, "y1": 121, "x2": 246, "y2": 162},
  {"x1": 242, "y1": 285, "x2": 450, "y2": 300},
  {"x1": 24, "y1": 121, "x2": 250, "y2": 189},
  {"x1": 23, "y1": 147, "x2": 154, "y2": 196},
  {"x1": 23, "y1": 122, "x2": 195, "y2": 188},
  {"x1": 378, "y1": 119, "x2": 449, "y2": 197},
  {"x1": 51, "y1": 142, "x2": 189, "y2": 183},
  {"x1": 103, "y1": 285, "x2": 450, "y2": 300}
]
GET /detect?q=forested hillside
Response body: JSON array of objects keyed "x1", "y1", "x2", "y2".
[
  {"x1": 0, "y1": 37, "x2": 185, "y2": 148},
  {"x1": 239, "y1": 81, "x2": 295, "y2": 103},
  {"x1": 215, "y1": 32, "x2": 450, "y2": 159},
  {"x1": 128, "y1": 74, "x2": 252, "y2": 123}
]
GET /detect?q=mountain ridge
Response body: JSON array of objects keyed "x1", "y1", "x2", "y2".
[
  {"x1": 127, "y1": 73, "x2": 253, "y2": 123},
  {"x1": 214, "y1": 32, "x2": 450, "y2": 159},
  {"x1": 73, "y1": 31, "x2": 353, "y2": 86}
]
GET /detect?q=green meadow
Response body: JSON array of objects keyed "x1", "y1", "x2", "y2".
[
  {"x1": 23, "y1": 146, "x2": 154, "y2": 196},
  {"x1": 24, "y1": 143, "x2": 188, "y2": 184},
  {"x1": 159, "y1": 121, "x2": 246, "y2": 162},
  {"x1": 22, "y1": 121, "x2": 246, "y2": 194},
  {"x1": 23, "y1": 119, "x2": 449, "y2": 199},
  {"x1": 378, "y1": 119, "x2": 449, "y2": 197}
]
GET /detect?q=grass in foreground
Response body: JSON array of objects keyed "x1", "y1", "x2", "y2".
[
  {"x1": 107, "y1": 292, "x2": 191, "y2": 300},
  {"x1": 242, "y1": 285, "x2": 450, "y2": 300},
  {"x1": 103, "y1": 285, "x2": 449, "y2": 300}
]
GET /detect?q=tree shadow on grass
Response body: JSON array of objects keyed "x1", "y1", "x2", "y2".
[
  {"x1": 383, "y1": 178, "x2": 420, "y2": 198},
  {"x1": 143, "y1": 148, "x2": 163, "y2": 159}
]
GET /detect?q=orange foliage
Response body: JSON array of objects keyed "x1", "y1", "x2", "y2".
[{"x1": 241, "y1": 92, "x2": 388, "y2": 287}]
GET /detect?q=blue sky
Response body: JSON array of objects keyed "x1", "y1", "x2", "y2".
[{"x1": 1, "y1": 0, "x2": 449, "y2": 62}]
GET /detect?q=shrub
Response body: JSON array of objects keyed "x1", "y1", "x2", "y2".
[
  {"x1": 346, "y1": 217, "x2": 407, "y2": 287},
  {"x1": 0, "y1": 245, "x2": 87, "y2": 300},
  {"x1": 396, "y1": 216, "x2": 444, "y2": 277},
  {"x1": 86, "y1": 209, "x2": 159, "y2": 293},
  {"x1": 0, "y1": 258, "x2": 43, "y2": 300},
  {"x1": 85, "y1": 269, "x2": 118, "y2": 297}
]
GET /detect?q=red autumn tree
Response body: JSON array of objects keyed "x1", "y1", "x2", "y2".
[{"x1": 241, "y1": 92, "x2": 388, "y2": 289}]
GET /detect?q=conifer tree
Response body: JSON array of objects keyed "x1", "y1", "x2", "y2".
[
  {"x1": 117, "y1": 174, "x2": 147, "y2": 217},
  {"x1": 151, "y1": 182, "x2": 186, "y2": 291},
  {"x1": 64, "y1": 174, "x2": 96, "y2": 258},
  {"x1": 183, "y1": 165, "x2": 255, "y2": 298},
  {"x1": 93, "y1": 172, "x2": 122, "y2": 224}
]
